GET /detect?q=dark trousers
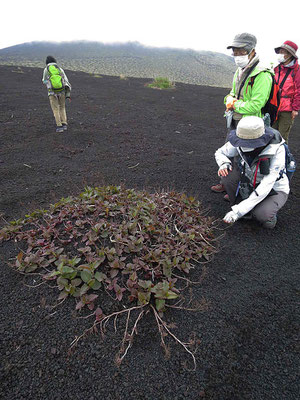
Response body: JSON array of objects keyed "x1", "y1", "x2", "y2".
[
  {"x1": 272, "y1": 111, "x2": 294, "y2": 144},
  {"x1": 221, "y1": 165, "x2": 288, "y2": 223}
]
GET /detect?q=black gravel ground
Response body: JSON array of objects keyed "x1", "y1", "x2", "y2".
[{"x1": 0, "y1": 65, "x2": 299, "y2": 400}]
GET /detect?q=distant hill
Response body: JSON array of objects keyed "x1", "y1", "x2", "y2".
[{"x1": 0, "y1": 41, "x2": 235, "y2": 87}]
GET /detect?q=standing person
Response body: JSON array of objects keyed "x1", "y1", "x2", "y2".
[
  {"x1": 211, "y1": 33, "x2": 273, "y2": 197},
  {"x1": 42, "y1": 56, "x2": 71, "y2": 133},
  {"x1": 215, "y1": 116, "x2": 289, "y2": 229},
  {"x1": 273, "y1": 41, "x2": 300, "y2": 144}
]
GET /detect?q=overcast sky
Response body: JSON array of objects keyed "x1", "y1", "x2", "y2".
[{"x1": 1, "y1": 0, "x2": 300, "y2": 65}]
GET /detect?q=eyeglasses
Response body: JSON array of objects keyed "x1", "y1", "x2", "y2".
[{"x1": 231, "y1": 49, "x2": 249, "y2": 56}]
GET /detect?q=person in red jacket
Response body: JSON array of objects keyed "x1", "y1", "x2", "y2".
[{"x1": 273, "y1": 41, "x2": 300, "y2": 143}]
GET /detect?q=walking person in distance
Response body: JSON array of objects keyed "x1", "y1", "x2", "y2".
[{"x1": 42, "y1": 56, "x2": 71, "y2": 133}]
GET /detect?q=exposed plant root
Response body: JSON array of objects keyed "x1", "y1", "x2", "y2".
[
  {"x1": 23, "y1": 281, "x2": 46, "y2": 288},
  {"x1": 49, "y1": 297, "x2": 67, "y2": 309},
  {"x1": 211, "y1": 218, "x2": 222, "y2": 225},
  {"x1": 152, "y1": 304, "x2": 170, "y2": 359},
  {"x1": 69, "y1": 304, "x2": 146, "y2": 354},
  {"x1": 173, "y1": 265, "x2": 207, "y2": 285},
  {"x1": 199, "y1": 232, "x2": 217, "y2": 249},
  {"x1": 116, "y1": 308, "x2": 145, "y2": 365},
  {"x1": 150, "y1": 304, "x2": 197, "y2": 371},
  {"x1": 210, "y1": 232, "x2": 225, "y2": 242},
  {"x1": 45, "y1": 310, "x2": 58, "y2": 318},
  {"x1": 69, "y1": 301, "x2": 199, "y2": 369},
  {"x1": 14, "y1": 269, "x2": 45, "y2": 277},
  {"x1": 76, "y1": 312, "x2": 96, "y2": 320},
  {"x1": 166, "y1": 297, "x2": 210, "y2": 312}
]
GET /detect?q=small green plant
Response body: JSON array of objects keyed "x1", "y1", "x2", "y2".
[
  {"x1": 147, "y1": 77, "x2": 175, "y2": 89},
  {"x1": 89, "y1": 73, "x2": 102, "y2": 78},
  {"x1": 0, "y1": 185, "x2": 218, "y2": 369}
]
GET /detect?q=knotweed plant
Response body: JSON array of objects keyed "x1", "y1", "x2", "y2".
[
  {"x1": 0, "y1": 186, "x2": 218, "y2": 369},
  {"x1": 147, "y1": 77, "x2": 175, "y2": 89}
]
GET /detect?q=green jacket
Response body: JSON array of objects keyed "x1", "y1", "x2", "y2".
[{"x1": 225, "y1": 66, "x2": 273, "y2": 118}]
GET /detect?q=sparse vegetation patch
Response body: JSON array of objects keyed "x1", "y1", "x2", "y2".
[
  {"x1": 0, "y1": 185, "x2": 218, "y2": 368},
  {"x1": 147, "y1": 77, "x2": 175, "y2": 89},
  {"x1": 89, "y1": 73, "x2": 102, "y2": 78}
]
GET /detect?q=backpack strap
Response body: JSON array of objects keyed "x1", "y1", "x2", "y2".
[
  {"x1": 237, "y1": 60, "x2": 260, "y2": 99},
  {"x1": 47, "y1": 63, "x2": 62, "y2": 75},
  {"x1": 276, "y1": 143, "x2": 287, "y2": 181},
  {"x1": 248, "y1": 67, "x2": 289, "y2": 89},
  {"x1": 253, "y1": 157, "x2": 269, "y2": 188},
  {"x1": 277, "y1": 65, "x2": 281, "y2": 83},
  {"x1": 279, "y1": 69, "x2": 291, "y2": 90},
  {"x1": 248, "y1": 68, "x2": 272, "y2": 89}
]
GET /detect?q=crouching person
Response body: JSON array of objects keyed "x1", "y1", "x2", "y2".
[{"x1": 215, "y1": 116, "x2": 290, "y2": 229}]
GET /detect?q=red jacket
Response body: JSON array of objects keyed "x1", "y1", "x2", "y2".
[{"x1": 274, "y1": 60, "x2": 300, "y2": 112}]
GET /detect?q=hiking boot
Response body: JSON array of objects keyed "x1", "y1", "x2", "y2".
[
  {"x1": 62, "y1": 123, "x2": 68, "y2": 131},
  {"x1": 211, "y1": 183, "x2": 226, "y2": 193},
  {"x1": 262, "y1": 215, "x2": 277, "y2": 229},
  {"x1": 56, "y1": 126, "x2": 64, "y2": 133},
  {"x1": 223, "y1": 194, "x2": 230, "y2": 202}
]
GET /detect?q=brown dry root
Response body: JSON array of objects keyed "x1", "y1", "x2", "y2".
[
  {"x1": 172, "y1": 265, "x2": 208, "y2": 286},
  {"x1": 150, "y1": 305, "x2": 197, "y2": 371},
  {"x1": 166, "y1": 296, "x2": 210, "y2": 313},
  {"x1": 69, "y1": 302, "x2": 198, "y2": 370},
  {"x1": 69, "y1": 304, "x2": 146, "y2": 364}
]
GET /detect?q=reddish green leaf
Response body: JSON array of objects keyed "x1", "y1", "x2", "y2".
[{"x1": 81, "y1": 270, "x2": 92, "y2": 283}]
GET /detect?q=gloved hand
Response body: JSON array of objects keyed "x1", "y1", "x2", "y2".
[
  {"x1": 226, "y1": 96, "x2": 237, "y2": 110},
  {"x1": 218, "y1": 163, "x2": 232, "y2": 177},
  {"x1": 226, "y1": 95, "x2": 234, "y2": 105},
  {"x1": 223, "y1": 210, "x2": 239, "y2": 224}
]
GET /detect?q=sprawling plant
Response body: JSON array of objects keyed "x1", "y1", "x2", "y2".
[
  {"x1": 147, "y1": 77, "x2": 175, "y2": 89},
  {"x1": 0, "y1": 186, "x2": 218, "y2": 368}
]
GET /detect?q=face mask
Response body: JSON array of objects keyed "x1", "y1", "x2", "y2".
[
  {"x1": 234, "y1": 54, "x2": 249, "y2": 68},
  {"x1": 277, "y1": 54, "x2": 286, "y2": 64},
  {"x1": 240, "y1": 147, "x2": 255, "y2": 152}
]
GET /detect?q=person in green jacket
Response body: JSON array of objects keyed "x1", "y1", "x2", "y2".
[{"x1": 211, "y1": 32, "x2": 273, "y2": 196}]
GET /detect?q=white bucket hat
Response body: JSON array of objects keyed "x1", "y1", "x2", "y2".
[{"x1": 228, "y1": 116, "x2": 275, "y2": 148}]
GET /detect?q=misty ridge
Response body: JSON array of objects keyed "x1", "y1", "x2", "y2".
[{"x1": 0, "y1": 40, "x2": 235, "y2": 87}]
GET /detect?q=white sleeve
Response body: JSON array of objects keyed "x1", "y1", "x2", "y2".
[
  {"x1": 215, "y1": 142, "x2": 238, "y2": 168},
  {"x1": 60, "y1": 68, "x2": 71, "y2": 90},
  {"x1": 42, "y1": 67, "x2": 48, "y2": 83}
]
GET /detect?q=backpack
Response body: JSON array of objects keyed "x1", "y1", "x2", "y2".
[
  {"x1": 47, "y1": 64, "x2": 64, "y2": 91},
  {"x1": 282, "y1": 143, "x2": 296, "y2": 181},
  {"x1": 276, "y1": 143, "x2": 296, "y2": 182},
  {"x1": 236, "y1": 142, "x2": 295, "y2": 201},
  {"x1": 249, "y1": 71, "x2": 281, "y2": 126}
]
